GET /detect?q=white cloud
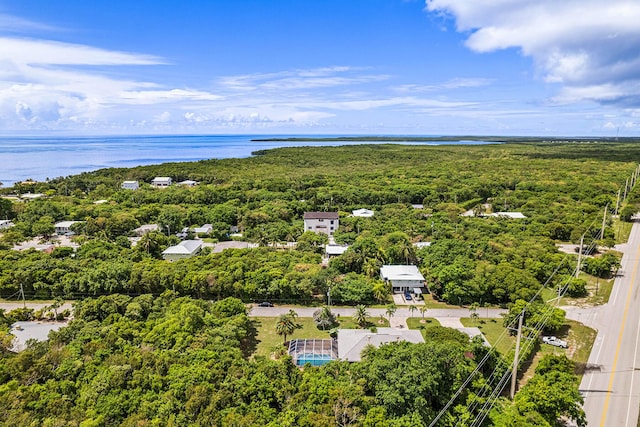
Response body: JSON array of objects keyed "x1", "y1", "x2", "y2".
[
  {"x1": 426, "y1": 0, "x2": 640, "y2": 107},
  {"x1": 394, "y1": 77, "x2": 493, "y2": 93},
  {"x1": 217, "y1": 66, "x2": 389, "y2": 92}
]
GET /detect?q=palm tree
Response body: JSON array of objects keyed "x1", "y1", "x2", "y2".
[
  {"x1": 419, "y1": 305, "x2": 428, "y2": 323},
  {"x1": 372, "y1": 281, "x2": 388, "y2": 303},
  {"x1": 408, "y1": 305, "x2": 417, "y2": 318},
  {"x1": 353, "y1": 304, "x2": 369, "y2": 328},
  {"x1": 275, "y1": 313, "x2": 299, "y2": 344},
  {"x1": 385, "y1": 304, "x2": 397, "y2": 324}
]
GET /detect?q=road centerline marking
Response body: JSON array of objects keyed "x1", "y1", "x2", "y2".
[{"x1": 600, "y1": 250, "x2": 640, "y2": 426}]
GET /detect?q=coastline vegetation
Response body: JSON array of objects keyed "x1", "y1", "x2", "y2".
[{"x1": 0, "y1": 139, "x2": 637, "y2": 425}]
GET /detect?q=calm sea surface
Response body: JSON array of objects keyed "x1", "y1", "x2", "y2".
[{"x1": 0, "y1": 135, "x2": 498, "y2": 186}]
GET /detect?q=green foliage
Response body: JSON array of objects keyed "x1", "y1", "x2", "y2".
[
  {"x1": 313, "y1": 306, "x2": 337, "y2": 330},
  {"x1": 502, "y1": 299, "x2": 566, "y2": 334}
]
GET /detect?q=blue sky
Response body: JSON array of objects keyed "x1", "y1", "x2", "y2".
[{"x1": 0, "y1": 0, "x2": 639, "y2": 136}]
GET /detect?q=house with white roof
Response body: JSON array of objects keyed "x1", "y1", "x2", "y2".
[
  {"x1": 380, "y1": 265, "x2": 426, "y2": 293},
  {"x1": 162, "y1": 240, "x2": 203, "y2": 262},
  {"x1": 303, "y1": 212, "x2": 339, "y2": 235},
  {"x1": 151, "y1": 177, "x2": 172, "y2": 188},
  {"x1": 177, "y1": 180, "x2": 198, "y2": 187},
  {"x1": 133, "y1": 224, "x2": 159, "y2": 236},
  {"x1": 121, "y1": 180, "x2": 139, "y2": 190},
  {"x1": 325, "y1": 244, "x2": 349, "y2": 257},
  {"x1": 55, "y1": 221, "x2": 81, "y2": 236},
  {"x1": 352, "y1": 208, "x2": 374, "y2": 218},
  {"x1": 337, "y1": 328, "x2": 425, "y2": 362},
  {"x1": 0, "y1": 220, "x2": 14, "y2": 230},
  {"x1": 489, "y1": 212, "x2": 527, "y2": 219},
  {"x1": 193, "y1": 224, "x2": 213, "y2": 235}
]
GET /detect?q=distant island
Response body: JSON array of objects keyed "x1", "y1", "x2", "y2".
[{"x1": 250, "y1": 135, "x2": 628, "y2": 143}]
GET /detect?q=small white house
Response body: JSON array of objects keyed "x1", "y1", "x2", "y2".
[
  {"x1": 337, "y1": 328, "x2": 425, "y2": 362},
  {"x1": 177, "y1": 180, "x2": 198, "y2": 187},
  {"x1": 193, "y1": 224, "x2": 213, "y2": 235},
  {"x1": 162, "y1": 240, "x2": 203, "y2": 262},
  {"x1": 325, "y1": 244, "x2": 349, "y2": 257},
  {"x1": 121, "y1": 180, "x2": 139, "y2": 190},
  {"x1": 303, "y1": 212, "x2": 339, "y2": 235},
  {"x1": 151, "y1": 177, "x2": 172, "y2": 188},
  {"x1": 352, "y1": 208, "x2": 374, "y2": 218},
  {"x1": 380, "y1": 265, "x2": 426, "y2": 293},
  {"x1": 133, "y1": 224, "x2": 159, "y2": 236},
  {"x1": 55, "y1": 221, "x2": 81, "y2": 236},
  {"x1": 0, "y1": 220, "x2": 14, "y2": 230},
  {"x1": 490, "y1": 212, "x2": 527, "y2": 219}
]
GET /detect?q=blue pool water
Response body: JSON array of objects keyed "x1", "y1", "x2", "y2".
[{"x1": 295, "y1": 353, "x2": 335, "y2": 367}]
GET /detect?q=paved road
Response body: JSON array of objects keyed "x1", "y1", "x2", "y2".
[
  {"x1": 580, "y1": 220, "x2": 640, "y2": 426},
  {"x1": 0, "y1": 301, "x2": 74, "y2": 313},
  {"x1": 249, "y1": 306, "x2": 506, "y2": 319}
]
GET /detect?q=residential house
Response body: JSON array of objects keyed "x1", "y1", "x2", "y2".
[
  {"x1": 489, "y1": 212, "x2": 527, "y2": 219},
  {"x1": 121, "y1": 180, "x2": 139, "y2": 190},
  {"x1": 151, "y1": 177, "x2": 172, "y2": 188},
  {"x1": 303, "y1": 212, "x2": 339, "y2": 235},
  {"x1": 193, "y1": 224, "x2": 213, "y2": 235},
  {"x1": 380, "y1": 264, "x2": 426, "y2": 294},
  {"x1": 0, "y1": 220, "x2": 14, "y2": 230},
  {"x1": 177, "y1": 180, "x2": 198, "y2": 187},
  {"x1": 337, "y1": 328, "x2": 425, "y2": 362},
  {"x1": 133, "y1": 224, "x2": 159, "y2": 236},
  {"x1": 325, "y1": 244, "x2": 349, "y2": 257},
  {"x1": 162, "y1": 240, "x2": 203, "y2": 262},
  {"x1": 352, "y1": 208, "x2": 374, "y2": 217},
  {"x1": 55, "y1": 221, "x2": 81, "y2": 236}
]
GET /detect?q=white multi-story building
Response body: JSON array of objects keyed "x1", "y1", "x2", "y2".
[{"x1": 303, "y1": 212, "x2": 339, "y2": 235}]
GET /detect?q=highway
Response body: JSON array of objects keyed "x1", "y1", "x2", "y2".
[{"x1": 580, "y1": 220, "x2": 640, "y2": 426}]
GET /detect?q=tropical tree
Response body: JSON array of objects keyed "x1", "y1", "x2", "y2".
[
  {"x1": 469, "y1": 302, "x2": 479, "y2": 324},
  {"x1": 313, "y1": 306, "x2": 337, "y2": 330},
  {"x1": 385, "y1": 304, "x2": 397, "y2": 324},
  {"x1": 408, "y1": 305, "x2": 417, "y2": 318},
  {"x1": 275, "y1": 312, "x2": 301, "y2": 343},
  {"x1": 372, "y1": 280, "x2": 389, "y2": 303},
  {"x1": 419, "y1": 305, "x2": 428, "y2": 323},
  {"x1": 353, "y1": 304, "x2": 369, "y2": 328}
]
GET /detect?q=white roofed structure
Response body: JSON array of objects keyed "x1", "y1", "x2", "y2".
[
  {"x1": 162, "y1": 240, "x2": 202, "y2": 261},
  {"x1": 380, "y1": 265, "x2": 426, "y2": 293},
  {"x1": 337, "y1": 328, "x2": 424, "y2": 362},
  {"x1": 352, "y1": 208, "x2": 374, "y2": 217}
]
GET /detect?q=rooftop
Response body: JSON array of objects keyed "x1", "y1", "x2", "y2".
[
  {"x1": 304, "y1": 211, "x2": 339, "y2": 220},
  {"x1": 380, "y1": 265, "x2": 425, "y2": 282},
  {"x1": 337, "y1": 328, "x2": 424, "y2": 362}
]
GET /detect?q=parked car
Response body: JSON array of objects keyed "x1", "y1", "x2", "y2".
[
  {"x1": 257, "y1": 301, "x2": 274, "y2": 307},
  {"x1": 404, "y1": 292, "x2": 412, "y2": 301},
  {"x1": 542, "y1": 335, "x2": 568, "y2": 348}
]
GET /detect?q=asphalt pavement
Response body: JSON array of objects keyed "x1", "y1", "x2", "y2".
[{"x1": 579, "y1": 219, "x2": 640, "y2": 426}]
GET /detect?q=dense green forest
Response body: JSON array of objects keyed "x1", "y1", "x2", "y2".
[
  {"x1": 1, "y1": 140, "x2": 632, "y2": 425},
  {"x1": 0, "y1": 294, "x2": 584, "y2": 426},
  {"x1": 0, "y1": 142, "x2": 634, "y2": 304}
]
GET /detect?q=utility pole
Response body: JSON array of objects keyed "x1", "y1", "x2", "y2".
[
  {"x1": 510, "y1": 312, "x2": 524, "y2": 399},
  {"x1": 576, "y1": 235, "x2": 584, "y2": 278},
  {"x1": 601, "y1": 204, "x2": 608, "y2": 240},
  {"x1": 615, "y1": 189, "x2": 621, "y2": 216},
  {"x1": 624, "y1": 178, "x2": 629, "y2": 201},
  {"x1": 19, "y1": 283, "x2": 26, "y2": 308}
]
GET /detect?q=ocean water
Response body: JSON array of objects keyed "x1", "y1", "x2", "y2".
[{"x1": 0, "y1": 135, "x2": 498, "y2": 186}]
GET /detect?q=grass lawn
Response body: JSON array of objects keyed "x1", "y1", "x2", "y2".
[
  {"x1": 613, "y1": 216, "x2": 632, "y2": 244},
  {"x1": 460, "y1": 317, "x2": 597, "y2": 385},
  {"x1": 540, "y1": 272, "x2": 614, "y2": 307},
  {"x1": 250, "y1": 315, "x2": 388, "y2": 358},
  {"x1": 460, "y1": 318, "x2": 515, "y2": 355}
]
